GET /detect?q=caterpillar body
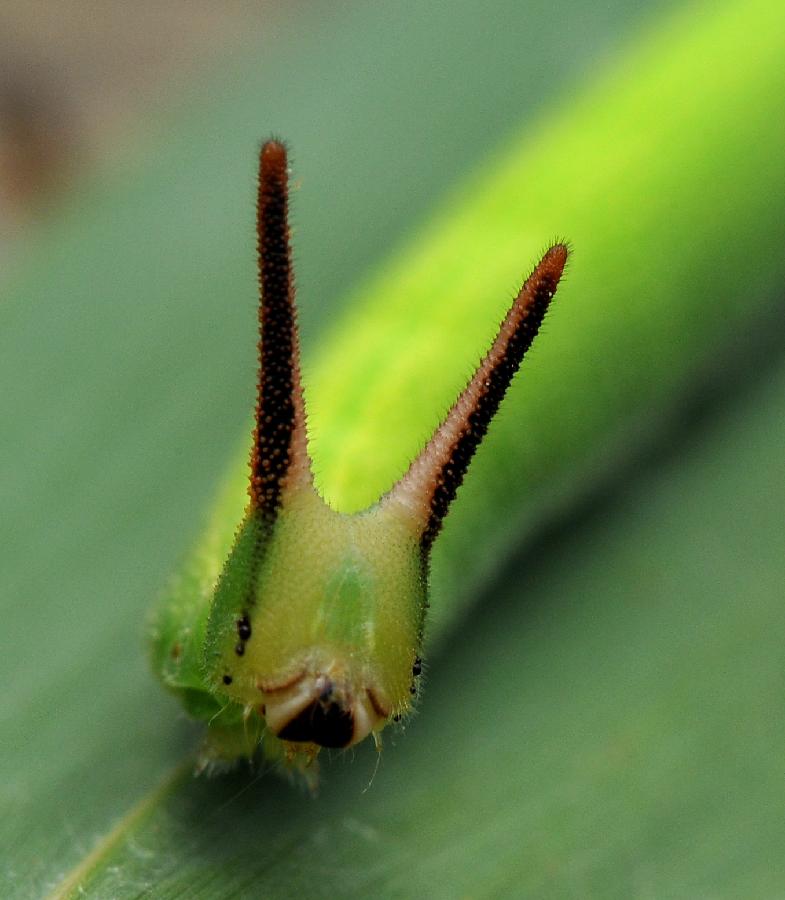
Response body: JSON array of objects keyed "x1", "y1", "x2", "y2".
[{"x1": 150, "y1": 140, "x2": 567, "y2": 785}]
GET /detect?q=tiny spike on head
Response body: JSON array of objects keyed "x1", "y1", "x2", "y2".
[
  {"x1": 249, "y1": 140, "x2": 312, "y2": 520},
  {"x1": 384, "y1": 242, "x2": 569, "y2": 554}
]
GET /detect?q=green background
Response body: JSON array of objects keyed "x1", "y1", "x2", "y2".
[{"x1": 2, "y1": 0, "x2": 784, "y2": 896}]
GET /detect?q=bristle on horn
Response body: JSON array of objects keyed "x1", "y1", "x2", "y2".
[
  {"x1": 249, "y1": 140, "x2": 312, "y2": 520},
  {"x1": 384, "y1": 243, "x2": 569, "y2": 552}
]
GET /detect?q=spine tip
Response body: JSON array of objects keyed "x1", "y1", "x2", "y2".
[{"x1": 260, "y1": 139, "x2": 288, "y2": 172}]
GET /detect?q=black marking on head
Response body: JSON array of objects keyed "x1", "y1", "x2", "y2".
[
  {"x1": 277, "y1": 699, "x2": 355, "y2": 749},
  {"x1": 237, "y1": 614, "x2": 252, "y2": 642},
  {"x1": 235, "y1": 642, "x2": 245, "y2": 657},
  {"x1": 222, "y1": 674, "x2": 233, "y2": 685},
  {"x1": 249, "y1": 140, "x2": 298, "y2": 521}
]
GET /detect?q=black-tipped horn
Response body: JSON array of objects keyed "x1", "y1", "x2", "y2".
[
  {"x1": 250, "y1": 140, "x2": 312, "y2": 519},
  {"x1": 385, "y1": 243, "x2": 569, "y2": 553}
]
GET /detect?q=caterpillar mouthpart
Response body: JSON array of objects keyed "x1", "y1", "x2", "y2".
[{"x1": 261, "y1": 669, "x2": 389, "y2": 750}]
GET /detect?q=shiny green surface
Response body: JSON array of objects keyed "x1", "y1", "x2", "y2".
[{"x1": 2, "y1": 0, "x2": 784, "y2": 896}]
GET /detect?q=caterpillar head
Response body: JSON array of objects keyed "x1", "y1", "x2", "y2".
[{"x1": 205, "y1": 140, "x2": 567, "y2": 762}]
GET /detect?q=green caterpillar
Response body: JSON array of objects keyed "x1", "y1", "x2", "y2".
[
  {"x1": 151, "y1": 139, "x2": 567, "y2": 783},
  {"x1": 151, "y1": 0, "x2": 785, "y2": 787}
]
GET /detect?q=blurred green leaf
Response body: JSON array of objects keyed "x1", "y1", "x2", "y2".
[{"x1": 2, "y1": 0, "x2": 784, "y2": 897}]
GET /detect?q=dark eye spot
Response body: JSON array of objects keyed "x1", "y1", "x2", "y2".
[
  {"x1": 223, "y1": 674, "x2": 233, "y2": 685},
  {"x1": 412, "y1": 657, "x2": 422, "y2": 677},
  {"x1": 237, "y1": 614, "x2": 252, "y2": 641},
  {"x1": 235, "y1": 643, "x2": 245, "y2": 656}
]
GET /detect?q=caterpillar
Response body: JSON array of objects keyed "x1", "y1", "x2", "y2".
[
  {"x1": 151, "y1": 0, "x2": 785, "y2": 792},
  {"x1": 150, "y1": 139, "x2": 567, "y2": 785}
]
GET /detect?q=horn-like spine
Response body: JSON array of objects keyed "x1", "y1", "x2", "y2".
[
  {"x1": 249, "y1": 140, "x2": 311, "y2": 521},
  {"x1": 385, "y1": 243, "x2": 569, "y2": 553}
]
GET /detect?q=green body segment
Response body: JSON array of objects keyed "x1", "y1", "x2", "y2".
[{"x1": 150, "y1": 464, "x2": 248, "y2": 724}]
